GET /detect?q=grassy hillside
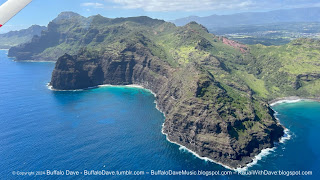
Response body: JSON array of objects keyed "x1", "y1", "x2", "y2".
[{"x1": 240, "y1": 39, "x2": 320, "y2": 100}]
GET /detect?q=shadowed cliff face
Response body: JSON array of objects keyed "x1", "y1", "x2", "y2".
[
  {"x1": 50, "y1": 42, "x2": 284, "y2": 169},
  {"x1": 51, "y1": 53, "x2": 104, "y2": 89}
]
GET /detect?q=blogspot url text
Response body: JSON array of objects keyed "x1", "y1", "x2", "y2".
[{"x1": 11, "y1": 169, "x2": 313, "y2": 177}]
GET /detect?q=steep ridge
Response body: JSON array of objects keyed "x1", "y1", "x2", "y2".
[{"x1": 8, "y1": 12, "x2": 166, "y2": 61}]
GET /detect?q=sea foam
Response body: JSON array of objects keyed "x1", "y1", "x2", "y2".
[{"x1": 270, "y1": 99, "x2": 302, "y2": 106}]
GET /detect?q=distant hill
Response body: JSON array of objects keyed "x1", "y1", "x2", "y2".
[
  {"x1": 172, "y1": 8, "x2": 320, "y2": 46},
  {"x1": 0, "y1": 25, "x2": 47, "y2": 49},
  {"x1": 8, "y1": 12, "x2": 167, "y2": 61},
  {"x1": 173, "y1": 7, "x2": 320, "y2": 29},
  {"x1": 211, "y1": 22, "x2": 320, "y2": 46}
]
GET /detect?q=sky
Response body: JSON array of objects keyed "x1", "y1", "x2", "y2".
[{"x1": 1, "y1": 0, "x2": 320, "y2": 33}]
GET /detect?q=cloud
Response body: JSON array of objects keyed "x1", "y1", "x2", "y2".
[
  {"x1": 107, "y1": 0, "x2": 254, "y2": 11},
  {"x1": 81, "y1": 2, "x2": 105, "y2": 8},
  {"x1": 104, "y1": 0, "x2": 320, "y2": 12}
]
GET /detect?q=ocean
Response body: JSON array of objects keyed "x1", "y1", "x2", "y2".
[{"x1": 0, "y1": 49, "x2": 319, "y2": 179}]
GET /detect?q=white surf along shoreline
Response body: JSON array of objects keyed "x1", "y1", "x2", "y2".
[
  {"x1": 47, "y1": 83, "x2": 318, "y2": 171},
  {"x1": 269, "y1": 97, "x2": 320, "y2": 106}
]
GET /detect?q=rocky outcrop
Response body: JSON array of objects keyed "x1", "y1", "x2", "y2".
[
  {"x1": 293, "y1": 73, "x2": 320, "y2": 90},
  {"x1": 219, "y1": 37, "x2": 248, "y2": 53},
  {"x1": 51, "y1": 53, "x2": 104, "y2": 89},
  {"x1": 50, "y1": 42, "x2": 284, "y2": 169}
]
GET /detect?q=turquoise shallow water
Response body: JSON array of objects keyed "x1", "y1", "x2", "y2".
[{"x1": 0, "y1": 49, "x2": 319, "y2": 179}]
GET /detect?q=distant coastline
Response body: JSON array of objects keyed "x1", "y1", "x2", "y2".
[
  {"x1": 0, "y1": 50, "x2": 55, "y2": 62},
  {"x1": 14, "y1": 60, "x2": 56, "y2": 63}
]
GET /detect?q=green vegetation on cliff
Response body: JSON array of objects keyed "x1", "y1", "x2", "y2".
[{"x1": 243, "y1": 39, "x2": 320, "y2": 100}]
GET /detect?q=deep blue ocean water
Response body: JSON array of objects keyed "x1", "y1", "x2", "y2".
[{"x1": 0, "y1": 49, "x2": 319, "y2": 179}]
